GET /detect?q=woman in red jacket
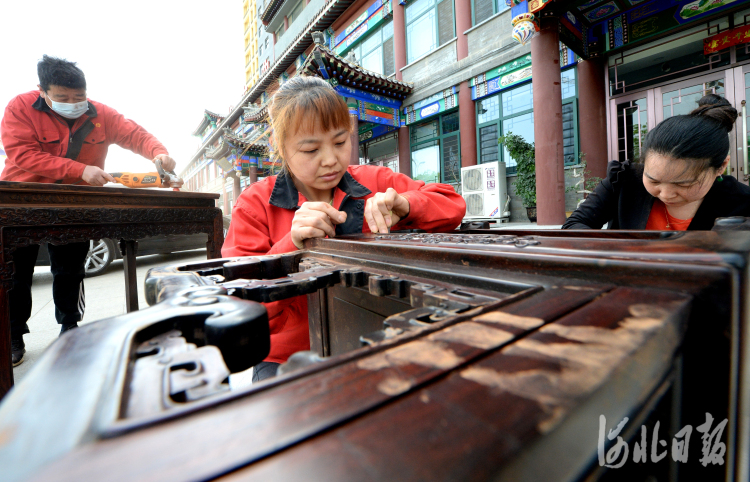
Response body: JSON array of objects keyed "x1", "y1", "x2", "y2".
[{"x1": 222, "y1": 75, "x2": 466, "y2": 381}]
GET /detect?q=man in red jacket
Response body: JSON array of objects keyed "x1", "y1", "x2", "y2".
[{"x1": 1, "y1": 55, "x2": 177, "y2": 366}]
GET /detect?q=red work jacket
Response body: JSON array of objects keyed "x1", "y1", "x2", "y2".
[
  {"x1": 0, "y1": 91, "x2": 168, "y2": 184},
  {"x1": 222, "y1": 165, "x2": 467, "y2": 364}
]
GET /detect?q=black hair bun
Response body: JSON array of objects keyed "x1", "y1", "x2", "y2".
[{"x1": 690, "y1": 94, "x2": 738, "y2": 133}]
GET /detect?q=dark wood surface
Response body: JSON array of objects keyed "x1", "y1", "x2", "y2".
[
  {"x1": 1, "y1": 229, "x2": 748, "y2": 481},
  {"x1": 0, "y1": 181, "x2": 222, "y2": 398}
]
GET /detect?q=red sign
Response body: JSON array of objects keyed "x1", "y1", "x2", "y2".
[{"x1": 704, "y1": 25, "x2": 750, "y2": 55}]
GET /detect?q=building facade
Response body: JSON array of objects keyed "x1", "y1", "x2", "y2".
[{"x1": 184, "y1": 0, "x2": 750, "y2": 223}]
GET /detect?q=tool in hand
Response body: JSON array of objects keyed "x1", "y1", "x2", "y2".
[{"x1": 109, "y1": 159, "x2": 184, "y2": 191}]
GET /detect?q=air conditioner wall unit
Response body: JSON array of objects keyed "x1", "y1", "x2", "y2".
[{"x1": 460, "y1": 161, "x2": 509, "y2": 219}]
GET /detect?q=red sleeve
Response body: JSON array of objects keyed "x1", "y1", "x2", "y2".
[
  {"x1": 102, "y1": 105, "x2": 168, "y2": 160},
  {"x1": 366, "y1": 166, "x2": 466, "y2": 232},
  {"x1": 0, "y1": 97, "x2": 87, "y2": 180},
  {"x1": 221, "y1": 185, "x2": 298, "y2": 258}
]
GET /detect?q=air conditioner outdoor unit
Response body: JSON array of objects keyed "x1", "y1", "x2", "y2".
[{"x1": 460, "y1": 161, "x2": 508, "y2": 219}]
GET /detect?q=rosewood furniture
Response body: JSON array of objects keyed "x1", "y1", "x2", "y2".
[
  {"x1": 1, "y1": 224, "x2": 748, "y2": 481},
  {"x1": 0, "y1": 181, "x2": 222, "y2": 398}
]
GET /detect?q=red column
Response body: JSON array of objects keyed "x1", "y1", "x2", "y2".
[
  {"x1": 392, "y1": 0, "x2": 407, "y2": 81},
  {"x1": 393, "y1": 0, "x2": 410, "y2": 175},
  {"x1": 455, "y1": 0, "x2": 471, "y2": 60},
  {"x1": 223, "y1": 177, "x2": 229, "y2": 213},
  {"x1": 577, "y1": 59, "x2": 609, "y2": 181},
  {"x1": 459, "y1": 81, "x2": 476, "y2": 167},
  {"x1": 531, "y1": 19, "x2": 566, "y2": 225},
  {"x1": 233, "y1": 174, "x2": 241, "y2": 206},
  {"x1": 398, "y1": 127, "x2": 411, "y2": 176},
  {"x1": 350, "y1": 115, "x2": 360, "y2": 165}
]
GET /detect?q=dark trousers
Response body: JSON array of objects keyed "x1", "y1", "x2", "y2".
[
  {"x1": 10, "y1": 242, "x2": 89, "y2": 337},
  {"x1": 252, "y1": 361, "x2": 279, "y2": 383}
]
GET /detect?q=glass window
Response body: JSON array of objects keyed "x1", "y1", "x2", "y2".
[
  {"x1": 561, "y1": 68, "x2": 576, "y2": 100},
  {"x1": 562, "y1": 102, "x2": 577, "y2": 165},
  {"x1": 362, "y1": 30, "x2": 382, "y2": 55},
  {"x1": 406, "y1": 0, "x2": 453, "y2": 63},
  {"x1": 479, "y1": 124, "x2": 499, "y2": 164},
  {"x1": 411, "y1": 119, "x2": 439, "y2": 144},
  {"x1": 472, "y1": 0, "x2": 507, "y2": 25},
  {"x1": 288, "y1": 0, "x2": 305, "y2": 25},
  {"x1": 382, "y1": 21, "x2": 394, "y2": 40},
  {"x1": 275, "y1": 23, "x2": 285, "y2": 40},
  {"x1": 477, "y1": 96, "x2": 499, "y2": 124},
  {"x1": 362, "y1": 48, "x2": 383, "y2": 74},
  {"x1": 442, "y1": 134, "x2": 460, "y2": 186},
  {"x1": 407, "y1": 0, "x2": 435, "y2": 23},
  {"x1": 407, "y1": 9, "x2": 437, "y2": 62},
  {"x1": 442, "y1": 111, "x2": 459, "y2": 134},
  {"x1": 502, "y1": 82, "x2": 533, "y2": 115},
  {"x1": 409, "y1": 112, "x2": 459, "y2": 185},
  {"x1": 412, "y1": 141, "x2": 441, "y2": 184},
  {"x1": 351, "y1": 21, "x2": 394, "y2": 76},
  {"x1": 502, "y1": 112, "x2": 534, "y2": 172}
]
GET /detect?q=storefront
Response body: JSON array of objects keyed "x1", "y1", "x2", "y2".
[
  {"x1": 511, "y1": 0, "x2": 750, "y2": 224},
  {"x1": 607, "y1": 9, "x2": 750, "y2": 179}
]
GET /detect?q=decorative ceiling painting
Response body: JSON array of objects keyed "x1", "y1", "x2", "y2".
[{"x1": 545, "y1": 0, "x2": 747, "y2": 59}]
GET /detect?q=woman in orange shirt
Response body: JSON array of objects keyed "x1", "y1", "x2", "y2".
[
  {"x1": 222, "y1": 76, "x2": 466, "y2": 381},
  {"x1": 564, "y1": 94, "x2": 750, "y2": 231}
]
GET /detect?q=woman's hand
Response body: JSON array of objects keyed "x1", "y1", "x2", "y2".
[
  {"x1": 291, "y1": 202, "x2": 347, "y2": 249},
  {"x1": 364, "y1": 188, "x2": 410, "y2": 234}
]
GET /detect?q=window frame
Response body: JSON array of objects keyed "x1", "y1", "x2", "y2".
[
  {"x1": 470, "y1": 0, "x2": 508, "y2": 27},
  {"x1": 405, "y1": 0, "x2": 455, "y2": 64},
  {"x1": 288, "y1": 0, "x2": 305, "y2": 27},
  {"x1": 350, "y1": 20, "x2": 394, "y2": 76},
  {"x1": 409, "y1": 109, "x2": 461, "y2": 184},
  {"x1": 475, "y1": 66, "x2": 579, "y2": 175}
]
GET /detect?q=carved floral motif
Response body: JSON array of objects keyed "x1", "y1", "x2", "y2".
[{"x1": 379, "y1": 233, "x2": 541, "y2": 248}]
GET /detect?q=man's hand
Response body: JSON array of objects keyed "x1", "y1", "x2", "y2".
[
  {"x1": 154, "y1": 154, "x2": 176, "y2": 172},
  {"x1": 82, "y1": 165, "x2": 116, "y2": 186},
  {"x1": 291, "y1": 202, "x2": 347, "y2": 249},
  {"x1": 364, "y1": 188, "x2": 410, "y2": 233}
]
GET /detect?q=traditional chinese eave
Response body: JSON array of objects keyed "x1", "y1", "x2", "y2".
[
  {"x1": 191, "y1": 110, "x2": 226, "y2": 137},
  {"x1": 188, "y1": 0, "x2": 358, "y2": 167},
  {"x1": 301, "y1": 44, "x2": 413, "y2": 100},
  {"x1": 205, "y1": 136, "x2": 231, "y2": 160},
  {"x1": 223, "y1": 128, "x2": 271, "y2": 156},
  {"x1": 261, "y1": 0, "x2": 286, "y2": 25},
  {"x1": 244, "y1": 104, "x2": 269, "y2": 123}
]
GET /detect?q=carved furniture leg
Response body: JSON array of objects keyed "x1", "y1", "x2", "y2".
[
  {"x1": 0, "y1": 286, "x2": 12, "y2": 400},
  {"x1": 208, "y1": 214, "x2": 224, "y2": 259},
  {"x1": 120, "y1": 240, "x2": 139, "y2": 313}
]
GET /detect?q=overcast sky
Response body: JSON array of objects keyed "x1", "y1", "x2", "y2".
[{"x1": 0, "y1": 0, "x2": 244, "y2": 176}]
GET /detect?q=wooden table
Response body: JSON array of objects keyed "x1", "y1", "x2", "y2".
[
  {"x1": 0, "y1": 181, "x2": 222, "y2": 398},
  {"x1": 1, "y1": 227, "x2": 749, "y2": 481}
]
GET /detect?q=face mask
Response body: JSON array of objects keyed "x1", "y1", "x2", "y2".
[{"x1": 47, "y1": 96, "x2": 88, "y2": 119}]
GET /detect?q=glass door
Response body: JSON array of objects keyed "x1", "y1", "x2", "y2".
[
  {"x1": 733, "y1": 65, "x2": 750, "y2": 183},
  {"x1": 654, "y1": 72, "x2": 728, "y2": 122},
  {"x1": 609, "y1": 91, "x2": 655, "y2": 163},
  {"x1": 654, "y1": 71, "x2": 739, "y2": 181}
]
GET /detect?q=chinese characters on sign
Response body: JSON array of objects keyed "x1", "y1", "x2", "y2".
[
  {"x1": 598, "y1": 414, "x2": 728, "y2": 468},
  {"x1": 704, "y1": 24, "x2": 750, "y2": 55}
]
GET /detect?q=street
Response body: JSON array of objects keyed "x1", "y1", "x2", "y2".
[{"x1": 12, "y1": 249, "x2": 254, "y2": 389}]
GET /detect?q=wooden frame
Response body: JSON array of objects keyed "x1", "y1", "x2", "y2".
[{"x1": 0, "y1": 181, "x2": 222, "y2": 398}]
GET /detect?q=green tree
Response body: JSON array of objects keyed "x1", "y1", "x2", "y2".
[{"x1": 499, "y1": 133, "x2": 536, "y2": 208}]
